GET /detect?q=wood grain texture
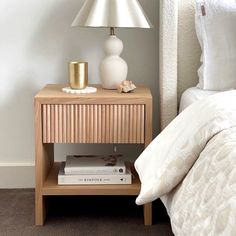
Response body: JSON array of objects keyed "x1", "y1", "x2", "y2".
[
  {"x1": 43, "y1": 162, "x2": 140, "y2": 196},
  {"x1": 70, "y1": 105, "x2": 74, "y2": 143},
  {"x1": 117, "y1": 105, "x2": 122, "y2": 143},
  {"x1": 62, "y1": 105, "x2": 67, "y2": 143},
  {"x1": 35, "y1": 100, "x2": 54, "y2": 226},
  {"x1": 50, "y1": 105, "x2": 55, "y2": 143},
  {"x1": 75, "y1": 105, "x2": 79, "y2": 143},
  {"x1": 35, "y1": 84, "x2": 153, "y2": 226},
  {"x1": 145, "y1": 100, "x2": 153, "y2": 148},
  {"x1": 42, "y1": 105, "x2": 47, "y2": 143},
  {"x1": 140, "y1": 105, "x2": 145, "y2": 144},
  {"x1": 35, "y1": 84, "x2": 152, "y2": 105},
  {"x1": 129, "y1": 105, "x2": 134, "y2": 143},
  {"x1": 86, "y1": 105, "x2": 90, "y2": 143},
  {"x1": 98, "y1": 105, "x2": 102, "y2": 143},
  {"x1": 54, "y1": 105, "x2": 59, "y2": 143},
  {"x1": 125, "y1": 105, "x2": 129, "y2": 143},
  {"x1": 144, "y1": 203, "x2": 152, "y2": 226},
  {"x1": 46, "y1": 105, "x2": 50, "y2": 143},
  {"x1": 42, "y1": 104, "x2": 145, "y2": 144},
  {"x1": 58, "y1": 105, "x2": 63, "y2": 143},
  {"x1": 137, "y1": 105, "x2": 141, "y2": 143},
  {"x1": 66, "y1": 105, "x2": 70, "y2": 143}
]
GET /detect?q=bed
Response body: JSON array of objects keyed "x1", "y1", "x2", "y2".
[
  {"x1": 179, "y1": 87, "x2": 218, "y2": 112},
  {"x1": 135, "y1": 0, "x2": 236, "y2": 235}
]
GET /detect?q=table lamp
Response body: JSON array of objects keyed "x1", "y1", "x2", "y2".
[{"x1": 72, "y1": 0, "x2": 153, "y2": 89}]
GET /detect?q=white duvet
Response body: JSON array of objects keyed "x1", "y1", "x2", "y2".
[{"x1": 135, "y1": 90, "x2": 236, "y2": 235}]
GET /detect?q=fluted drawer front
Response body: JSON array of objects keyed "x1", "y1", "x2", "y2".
[{"x1": 42, "y1": 104, "x2": 145, "y2": 144}]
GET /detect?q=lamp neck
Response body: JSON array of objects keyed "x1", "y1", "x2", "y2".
[{"x1": 110, "y1": 27, "x2": 115, "y2": 36}]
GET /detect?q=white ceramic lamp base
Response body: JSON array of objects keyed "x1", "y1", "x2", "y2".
[{"x1": 100, "y1": 35, "x2": 128, "y2": 90}]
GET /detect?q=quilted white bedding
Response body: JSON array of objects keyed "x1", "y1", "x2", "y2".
[
  {"x1": 135, "y1": 90, "x2": 236, "y2": 235},
  {"x1": 161, "y1": 127, "x2": 236, "y2": 236}
]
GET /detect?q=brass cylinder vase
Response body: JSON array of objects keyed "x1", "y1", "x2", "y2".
[{"x1": 69, "y1": 62, "x2": 88, "y2": 89}]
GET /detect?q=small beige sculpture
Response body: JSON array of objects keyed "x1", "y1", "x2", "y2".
[{"x1": 117, "y1": 80, "x2": 137, "y2": 93}]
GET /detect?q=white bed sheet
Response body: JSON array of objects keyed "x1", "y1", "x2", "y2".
[{"x1": 179, "y1": 87, "x2": 218, "y2": 112}]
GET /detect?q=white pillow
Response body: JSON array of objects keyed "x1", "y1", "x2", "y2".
[{"x1": 195, "y1": 0, "x2": 236, "y2": 90}]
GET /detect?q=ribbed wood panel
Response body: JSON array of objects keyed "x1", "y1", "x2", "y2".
[{"x1": 42, "y1": 104, "x2": 145, "y2": 144}]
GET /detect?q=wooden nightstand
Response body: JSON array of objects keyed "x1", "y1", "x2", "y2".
[{"x1": 34, "y1": 84, "x2": 153, "y2": 226}]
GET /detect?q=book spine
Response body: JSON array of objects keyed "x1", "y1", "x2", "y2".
[
  {"x1": 64, "y1": 166, "x2": 126, "y2": 175},
  {"x1": 58, "y1": 174, "x2": 132, "y2": 185}
]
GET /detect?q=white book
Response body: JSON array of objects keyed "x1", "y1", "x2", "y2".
[
  {"x1": 64, "y1": 155, "x2": 126, "y2": 175},
  {"x1": 58, "y1": 162, "x2": 132, "y2": 185}
]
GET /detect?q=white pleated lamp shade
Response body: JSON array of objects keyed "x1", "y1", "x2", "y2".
[{"x1": 71, "y1": 0, "x2": 153, "y2": 28}]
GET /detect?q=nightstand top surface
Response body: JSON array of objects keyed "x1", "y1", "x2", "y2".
[{"x1": 35, "y1": 84, "x2": 152, "y2": 101}]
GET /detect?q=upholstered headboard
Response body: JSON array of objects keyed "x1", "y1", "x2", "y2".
[{"x1": 159, "y1": 0, "x2": 201, "y2": 129}]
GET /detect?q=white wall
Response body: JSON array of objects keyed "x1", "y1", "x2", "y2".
[{"x1": 0, "y1": 0, "x2": 159, "y2": 188}]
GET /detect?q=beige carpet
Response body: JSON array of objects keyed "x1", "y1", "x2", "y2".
[{"x1": 0, "y1": 189, "x2": 173, "y2": 236}]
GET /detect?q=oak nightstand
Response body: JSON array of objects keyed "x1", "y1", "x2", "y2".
[{"x1": 34, "y1": 84, "x2": 153, "y2": 226}]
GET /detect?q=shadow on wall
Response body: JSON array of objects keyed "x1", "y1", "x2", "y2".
[
  {"x1": 0, "y1": 79, "x2": 37, "y2": 164},
  {"x1": 0, "y1": 0, "x2": 158, "y2": 165},
  {"x1": 0, "y1": 0, "x2": 104, "y2": 164},
  {"x1": 29, "y1": 0, "x2": 105, "y2": 86}
]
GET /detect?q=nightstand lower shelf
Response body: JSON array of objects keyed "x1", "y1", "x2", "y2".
[{"x1": 43, "y1": 162, "x2": 141, "y2": 196}]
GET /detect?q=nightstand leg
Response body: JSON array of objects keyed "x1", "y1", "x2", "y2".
[
  {"x1": 35, "y1": 194, "x2": 46, "y2": 226},
  {"x1": 144, "y1": 202, "x2": 152, "y2": 226}
]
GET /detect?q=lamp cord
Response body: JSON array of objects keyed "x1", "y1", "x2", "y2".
[{"x1": 110, "y1": 27, "x2": 115, "y2": 36}]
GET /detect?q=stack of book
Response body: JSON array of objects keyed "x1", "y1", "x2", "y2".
[{"x1": 58, "y1": 155, "x2": 132, "y2": 185}]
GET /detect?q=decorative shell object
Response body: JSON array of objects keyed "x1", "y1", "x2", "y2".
[{"x1": 117, "y1": 80, "x2": 137, "y2": 93}]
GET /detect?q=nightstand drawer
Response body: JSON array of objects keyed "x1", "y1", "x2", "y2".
[{"x1": 42, "y1": 104, "x2": 145, "y2": 144}]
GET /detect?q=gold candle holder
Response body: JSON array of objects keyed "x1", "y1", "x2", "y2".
[{"x1": 69, "y1": 62, "x2": 88, "y2": 89}]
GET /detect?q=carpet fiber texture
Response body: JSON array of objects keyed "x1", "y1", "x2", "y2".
[{"x1": 0, "y1": 189, "x2": 173, "y2": 236}]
